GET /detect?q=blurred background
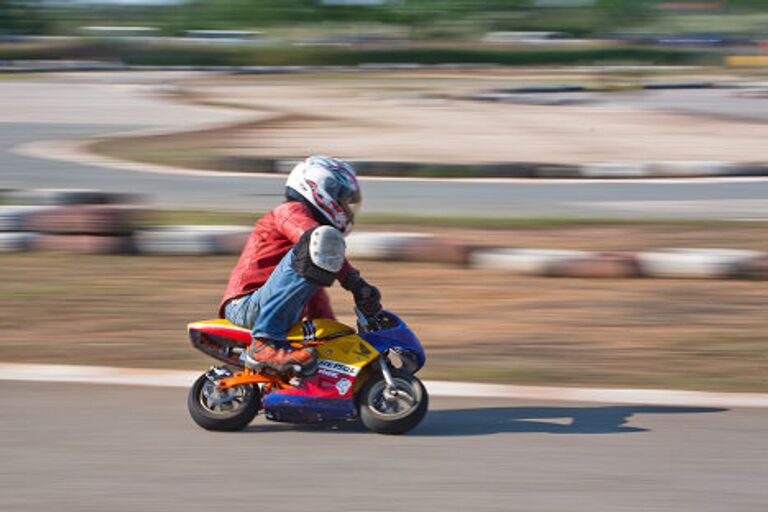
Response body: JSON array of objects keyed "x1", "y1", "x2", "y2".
[{"x1": 1, "y1": 1, "x2": 768, "y2": 511}]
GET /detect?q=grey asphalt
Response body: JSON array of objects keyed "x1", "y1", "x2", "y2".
[
  {"x1": 1, "y1": 381, "x2": 766, "y2": 512},
  {"x1": 3, "y1": 122, "x2": 768, "y2": 219}
]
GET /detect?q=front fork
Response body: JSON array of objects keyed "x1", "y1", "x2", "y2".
[
  {"x1": 379, "y1": 352, "x2": 396, "y2": 389},
  {"x1": 378, "y1": 351, "x2": 414, "y2": 404}
]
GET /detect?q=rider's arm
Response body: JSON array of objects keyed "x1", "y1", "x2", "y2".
[{"x1": 276, "y1": 202, "x2": 356, "y2": 283}]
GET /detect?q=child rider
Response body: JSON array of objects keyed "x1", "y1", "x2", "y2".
[{"x1": 219, "y1": 156, "x2": 382, "y2": 375}]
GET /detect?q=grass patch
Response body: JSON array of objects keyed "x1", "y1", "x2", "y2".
[
  {"x1": 355, "y1": 213, "x2": 749, "y2": 230},
  {"x1": 145, "y1": 209, "x2": 261, "y2": 226}
]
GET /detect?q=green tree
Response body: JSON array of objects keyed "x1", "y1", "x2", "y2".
[
  {"x1": 596, "y1": 0, "x2": 655, "y2": 27},
  {"x1": 0, "y1": 0, "x2": 49, "y2": 33}
]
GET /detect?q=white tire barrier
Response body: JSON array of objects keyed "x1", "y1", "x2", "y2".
[
  {"x1": 346, "y1": 232, "x2": 434, "y2": 260},
  {"x1": 133, "y1": 225, "x2": 251, "y2": 255},
  {"x1": 579, "y1": 161, "x2": 736, "y2": 179},
  {"x1": 0, "y1": 233, "x2": 38, "y2": 252},
  {"x1": 545, "y1": 252, "x2": 642, "y2": 278},
  {"x1": 0, "y1": 206, "x2": 55, "y2": 232},
  {"x1": 643, "y1": 161, "x2": 735, "y2": 178},
  {"x1": 24, "y1": 205, "x2": 137, "y2": 235},
  {"x1": 636, "y1": 249, "x2": 764, "y2": 279},
  {"x1": 580, "y1": 163, "x2": 648, "y2": 178},
  {"x1": 469, "y1": 248, "x2": 590, "y2": 275}
]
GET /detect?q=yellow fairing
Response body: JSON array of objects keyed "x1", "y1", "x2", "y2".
[
  {"x1": 286, "y1": 319, "x2": 355, "y2": 342},
  {"x1": 317, "y1": 334, "x2": 379, "y2": 369}
]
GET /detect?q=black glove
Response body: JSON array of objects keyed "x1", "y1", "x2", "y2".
[{"x1": 341, "y1": 271, "x2": 382, "y2": 317}]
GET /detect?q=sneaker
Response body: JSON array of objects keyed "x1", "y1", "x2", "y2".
[{"x1": 245, "y1": 338, "x2": 317, "y2": 374}]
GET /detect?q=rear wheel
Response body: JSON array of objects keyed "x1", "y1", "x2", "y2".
[
  {"x1": 187, "y1": 368, "x2": 260, "y2": 431},
  {"x1": 358, "y1": 368, "x2": 428, "y2": 435}
]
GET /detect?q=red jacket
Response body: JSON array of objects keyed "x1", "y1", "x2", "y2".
[{"x1": 219, "y1": 201, "x2": 355, "y2": 319}]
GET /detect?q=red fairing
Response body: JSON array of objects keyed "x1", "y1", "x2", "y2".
[
  {"x1": 219, "y1": 201, "x2": 355, "y2": 318},
  {"x1": 274, "y1": 371, "x2": 355, "y2": 400},
  {"x1": 193, "y1": 324, "x2": 252, "y2": 344}
]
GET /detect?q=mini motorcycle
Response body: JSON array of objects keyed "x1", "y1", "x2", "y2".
[{"x1": 186, "y1": 309, "x2": 428, "y2": 434}]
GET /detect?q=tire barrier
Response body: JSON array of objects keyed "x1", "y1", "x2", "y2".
[
  {"x1": 397, "y1": 238, "x2": 482, "y2": 266},
  {"x1": 0, "y1": 233, "x2": 38, "y2": 253},
  {"x1": 470, "y1": 248, "x2": 767, "y2": 280},
  {"x1": 195, "y1": 157, "x2": 768, "y2": 179},
  {"x1": 1, "y1": 189, "x2": 139, "y2": 206},
  {"x1": 736, "y1": 256, "x2": 768, "y2": 280},
  {"x1": 636, "y1": 249, "x2": 765, "y2": 279},
  {"x1": 579, "y1": 161, "x2": 743, "y2": 179},
  {"x1": 579, "y1": 162, "x2": 649, "y2": 178},
  {"x1": 23, "y1": 206, "x2": 138, "y2": 236},
  {"x1": 31, "y1": 235, "x2": 135, "y2": 255},
  {"x1": 133, "y1": 225, "x2": 251, "y2": 255},
  {"x1": 469, "y1": 248, "x2": 590, "y2": 275},
  {"x1": 545, "y1": 252, "x2": 642, "y2": 279},
  {"x1": 346, "y1": 232, "x2": 434, "y2": 260},
  {"x1": 1, "y1": 189, "x2": 765, "y2": 280},
  {"x1": 0, "y1": 206, "x2": 56, "y2": 231}
]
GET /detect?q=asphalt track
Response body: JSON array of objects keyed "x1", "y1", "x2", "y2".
[
  {"x1": 1, "y1": 75, "x2": 768, "y2": 218},
  {"x1": 4, "y1": 122, "x2": 768, "y2": 219},
  {"x1": 1, "y1": 381, "x2": 766, "y2": 512},
  {"x1": 1, "y1": 75, "x2": 768, "y2": 510}
]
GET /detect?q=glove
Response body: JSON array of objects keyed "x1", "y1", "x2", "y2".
[{"x1": 341, "y1": 271, "x2": 382, "y2": 317}]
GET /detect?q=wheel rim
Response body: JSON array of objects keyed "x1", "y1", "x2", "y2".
[
  {"x1": 199, "y1": 379, "x2": 252, "y2": 415},
  {"x1": 367, "y1": 377, "x2": 420, "y2": 417}
]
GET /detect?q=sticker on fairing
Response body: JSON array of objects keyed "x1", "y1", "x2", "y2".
[
  {"x1": 335, "y1": 378, "x2": 352, "y2": 396},
  {"x1": 318, "y1": 359, "x2": 360, "y2": 377}
]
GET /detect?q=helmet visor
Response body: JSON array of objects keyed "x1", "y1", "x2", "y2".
[{"x1": 340, "y1": 189, "x2": 362, "y2": 223}]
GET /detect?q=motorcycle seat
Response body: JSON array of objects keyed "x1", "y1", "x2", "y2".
[{"x1": 187, "y1": 318, "x2": 355, "y2": 343}]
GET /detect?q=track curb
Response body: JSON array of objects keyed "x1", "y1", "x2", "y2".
[{"x1": 2, "y1": 362, "x2": 767, "y2": 408}]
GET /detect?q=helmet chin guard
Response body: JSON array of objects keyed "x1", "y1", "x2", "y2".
[{"x1": 285, "y1": 156, "x2": 361, "y2": 233}]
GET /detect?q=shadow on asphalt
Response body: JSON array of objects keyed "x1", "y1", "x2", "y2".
[
  {"x1": 243, "y1": 405, "x2": 726, "y2": 436},
  {"x1": 411, "y1": 406, "x2": 727, "y2": 436}
]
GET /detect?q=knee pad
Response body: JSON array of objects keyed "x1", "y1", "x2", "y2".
[{"x1": 291, "y1": 226, "x2": 346, "y2": 286}]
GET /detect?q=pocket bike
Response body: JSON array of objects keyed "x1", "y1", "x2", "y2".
[{"x1": 186, "y1": 309, "x2": 428, "y2": 434}]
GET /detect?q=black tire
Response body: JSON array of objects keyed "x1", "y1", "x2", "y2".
[
  {"x1": 187, "y1": 371, "x2": 259, "y2": 432},
  {"x1": 358, "y1": 368, "x2": 428, "y2": 435}
]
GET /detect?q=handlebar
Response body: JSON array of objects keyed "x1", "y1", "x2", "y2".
[{"x1": 354, "y1": 307, "x2": 396, "y2": 333}]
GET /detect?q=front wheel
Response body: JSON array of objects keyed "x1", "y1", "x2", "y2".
[
  {"x1": 187, "y1": 368, "x2": 260, "y2": 431},
  {"x1": 358, "y1": 368, "x2": 428, "y2": 435}
]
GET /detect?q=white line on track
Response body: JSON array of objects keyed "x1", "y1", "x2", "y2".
[{"x1": 2, "y1": 362, "x2": 768, "y2": 408}]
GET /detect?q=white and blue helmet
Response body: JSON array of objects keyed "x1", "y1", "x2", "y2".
[{"x1": 286, "y1": 156, "x2": 361, "y2": 234}]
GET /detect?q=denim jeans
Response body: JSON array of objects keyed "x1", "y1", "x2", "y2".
[{"x1": 224, "y1": 249, "x2": 319, "y2": 343}]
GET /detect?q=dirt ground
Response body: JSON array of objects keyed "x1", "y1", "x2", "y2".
[
  {"x1": 93, "y1": 70, "x2": 768, "y2": 169},
  {"x1": 2, "y1": 222, "x2": 767, "y2": 392}
]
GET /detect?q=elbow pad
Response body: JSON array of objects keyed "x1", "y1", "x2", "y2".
[{"x1": 291, "y1": 226, "x2": 346, "y2": 287}]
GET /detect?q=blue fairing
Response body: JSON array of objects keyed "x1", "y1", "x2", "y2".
[
  {"x1": 264, "y1": 394, "x2": 357, "y2": 423},
  {"x1": 359, "y1": 311, "x2": 426, "y2": 372},
  {"x1": 262, "y1": 311, "x2": 425, "y2": 424}
]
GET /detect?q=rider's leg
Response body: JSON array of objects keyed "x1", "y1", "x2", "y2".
[
  {"x1": 223, "y1": 251, "x2": 318, "y2": 341},
  {"x1": 238, "y1": 226, "x2": 346, "y2": 373},
  {"x1": 250, "y1": 249, "x2": 320, "y2": 342}
]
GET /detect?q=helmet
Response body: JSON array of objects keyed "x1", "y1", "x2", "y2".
[{"x1": 285, "y1": 156, "x2": 361, "y2": 233}]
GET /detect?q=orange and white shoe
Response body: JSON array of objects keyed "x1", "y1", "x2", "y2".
[{"x1": 244, "y1": 338, "x2": 317, "y2": 375}]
